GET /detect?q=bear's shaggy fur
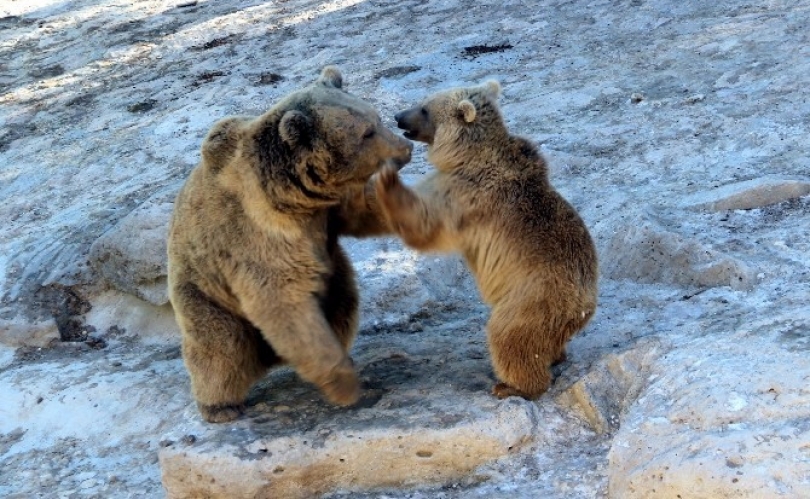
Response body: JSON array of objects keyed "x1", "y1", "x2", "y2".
[
  {"x1": 375, "y1": 80, "x2": 597, "y2": 399},
  {"x1": 168, "y1": 67, "x2": 412, "y2": 422}
]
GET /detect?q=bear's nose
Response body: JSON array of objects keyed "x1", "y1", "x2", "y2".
[{"x1": 394, "y1": 111, "x2": 406, "y2": 128}]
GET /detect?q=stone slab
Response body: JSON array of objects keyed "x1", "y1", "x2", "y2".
[
  {"x1": 679, "y1": 176, "x2": 810, "y2": 212},
  {"x1": 160, "y1": 392, "x2": 538, "y2": 499},
  {"x1": 608, "y1": 325, "x2": 810, "y2": 498},
  {"x1": 601, "y1": 214, "x2": 755, "y2": 290}
]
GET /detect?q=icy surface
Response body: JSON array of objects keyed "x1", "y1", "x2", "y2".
[{"x1": 1, "y1": 0, "x2": 810, "y2": 497}]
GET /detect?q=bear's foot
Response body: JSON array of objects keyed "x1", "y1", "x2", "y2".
[
  {"x1": 198, "y1": 403, "x2": 245, "y2": 423},
  {"x1": 492, "y1": 382, "x2": 541, "y2": 400},
  {"x1": 319, "y1": 363, "x2": 361, "y2": 406}
]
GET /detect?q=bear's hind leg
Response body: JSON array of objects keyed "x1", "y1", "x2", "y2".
[
  {"x1": 487, "y1": 302, "x2": 567, "y2": 400},
  {"x1": 322, "y1": 245, "x2": 360, "y2": 353},
  {"x1": 172, "y1": 283, "x2": 270, "y2": 423}
]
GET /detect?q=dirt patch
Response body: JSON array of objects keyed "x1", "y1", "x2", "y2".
[
  {"x1": 66, "y1": 93, "x2": 96, "y2": 108},
  {"x1": 255, "y1": 72, "x2": 285, "y2": 85},
  {"x1": 108, "y1": 19, "x2": 146, "y2": 35},
  {"x1": 375, "y1": 65, "x2": 421, "y2": 79},
  {"x1": 36, "y1": 285, "x2": 94, "y2": 342},
  {"x1": 191, "y1": 34, "x2": 241, "y2": 51},
  {"x1": 462, "y1": 43, "x2": 513, "y2": 58},
  {"x1": 27, "y1": 63, "x2": 65, "y2": 79},
  {"x1": 127, "y1": 99, "x2": 158, "y2": 113},
  {"x1": 761, "y1": 195, "x2": 810, "y2": 223},
  {"x1": 192, "y1": 70, "x2": 228, "y2": 86},
  {"x1": 0, "y1": 123, "x2": 37, "y2": 153}
]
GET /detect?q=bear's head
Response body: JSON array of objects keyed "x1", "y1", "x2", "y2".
[
  {"x1": 394, "y1": 80, "x2": 504, "y2": 149},
  {"x1": 203, "y1": 66, "x2": 412, "y2": 212}
]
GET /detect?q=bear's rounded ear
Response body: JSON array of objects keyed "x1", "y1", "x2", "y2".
[
  {"x1": 482, "y1": 80, "x2": 501, "y2": 99},
  {"x1": 457, "y1": 99, "x2": 477, "y2": 123},
  {"x1": 279, "y1": 110, "x2": 313, "y2": 147},
  {"x1": 317, "y1": 66, "x2": 343, "y2": 89},
  {"x1": 202, "y1": 116, "x2": 246, "y2": 166}
]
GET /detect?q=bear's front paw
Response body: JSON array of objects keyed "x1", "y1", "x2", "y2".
[
  {"x1": 374, "y1": 163, "x2": 402, "y2": 196},
  {"x1": 320, "y1": 363, "x2": 361, "y2": 406},
  {"x1": 492, "y1": 382, "x2": 538, "y2": 400},
  {"x1": 198, "y1": 403, "x2": 245, "y2": 423}
]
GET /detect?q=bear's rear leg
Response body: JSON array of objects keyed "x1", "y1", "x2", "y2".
[
  {"x1": 322, "y1": 245, "x2": 360, "y2": 353},
  {"x1": 490, "y1": 367, "x2": 553, "y2": 400},
  {"x1": 486, "y1": 311, "x2": 562, "y2": 400},
  {"x1": 488, "y1": 328, "x2": 555, "y2": 400},
  {"x1": 173, "y1": 283, "x2": 271, "y2": 423},
  {"x1": 488, "y1": 307, "x2": 583, "y2": 399},
  {"x1": 492, "y1": 347, "x2": 569, "y2": 398}
]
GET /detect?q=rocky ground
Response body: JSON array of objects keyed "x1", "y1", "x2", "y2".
[{"x1": 1, "y1": 0, "x2": 809, "y2": 497}]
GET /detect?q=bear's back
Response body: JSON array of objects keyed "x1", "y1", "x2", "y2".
[{"x1": 447, "y1": 143, "x2": 597, "y2": 301}]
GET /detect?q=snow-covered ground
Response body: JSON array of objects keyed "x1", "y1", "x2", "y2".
[{"x1": 1, "y1": 0, "x2": 809, "y2": 497}]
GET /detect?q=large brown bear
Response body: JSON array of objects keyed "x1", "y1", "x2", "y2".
[
  {"x1": 374, "y1": 81, "x2": 598, "y2": 399},
  {"x1": 167, "y1": 67, "x2": 412, "y2": 423}
]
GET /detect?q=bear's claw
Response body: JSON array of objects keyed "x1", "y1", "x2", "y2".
[
  {"x1": 320, "y1": 363, "x2": 361, "y2": 406},
  {"x1": 375, "y1": 163, "x2": 401, "y2": 192},
  {"x1": 199, "y1": 403, "x2": 245, "y2": 423},
  {"x1": 492, "y1": 382, "x2": 538, "y2": 400}
]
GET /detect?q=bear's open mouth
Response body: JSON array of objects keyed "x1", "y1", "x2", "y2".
[{"x1": 402, "y1": 130, "x2": 416, "y2": 140}]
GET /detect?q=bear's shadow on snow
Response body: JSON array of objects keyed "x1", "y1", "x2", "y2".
[{"x1": 240, "y1": 317, "x2": 499, "y2": 436}]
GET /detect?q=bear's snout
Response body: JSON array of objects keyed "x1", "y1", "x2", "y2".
[
  {"x1": 394, "y1": 111, "x2": 408, "y2": 128},
  {"x1": 393, "y1": 108, "x2": 424, "y2": 142},
  {"x1": 393, "y1": 105, "x2": 436, "y2": 144},
  {"x1": 394, "y1": 109, "x2": 420, "y2": 134}
]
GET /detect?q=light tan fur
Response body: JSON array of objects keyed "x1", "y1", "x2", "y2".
[
  {"x1": 167, "y1": 67, "x2": 412, "y2": 422},
  {"x1": 375, "y1": 81, "x2": 597, "y2": 399}
]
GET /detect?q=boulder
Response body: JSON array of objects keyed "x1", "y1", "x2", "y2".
[
  {"x1": 679, "y1": 176, "x2": 810, "y2": 211},
  {"x1": 608, "y1": 326, "x2": 810, "y2": 498},
  {"x1": 601, "y1": 214, "x2": 755, "y2": 291},
  {"x1": 88, "y1": 186, "x2": 179, "y2": 306}
]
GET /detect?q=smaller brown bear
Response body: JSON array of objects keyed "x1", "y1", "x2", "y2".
[
  {"x1": 168, "y1": 67, "x2": 412, "y2": 422},
  {"x1": 375, "y1": 81, "x2": 598, "y2": 399}
]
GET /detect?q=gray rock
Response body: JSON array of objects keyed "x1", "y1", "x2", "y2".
[
  {"x1": 88, "y1": 187, "x2": 179, "y2": 306},
  {"x1": 0, "y1": 319, "x2": 60, "y2": 348},
  {"x1": 601, "y1": 214, "x2": 755, "y2": 290},
  {"x1": 159, "y1": 393, "x2": 538, "y2": 499},
  {"x1": 679, "y1": 176, "x2": 810, "y2": 211}
]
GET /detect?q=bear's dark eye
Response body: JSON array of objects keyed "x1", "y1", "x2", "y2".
[
  {"x1": 421, "y1": 107, "x2": 428, "y2": 117},
  {"x1": 363, "y1": 128, "x2": 376, "y2": 139}
]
